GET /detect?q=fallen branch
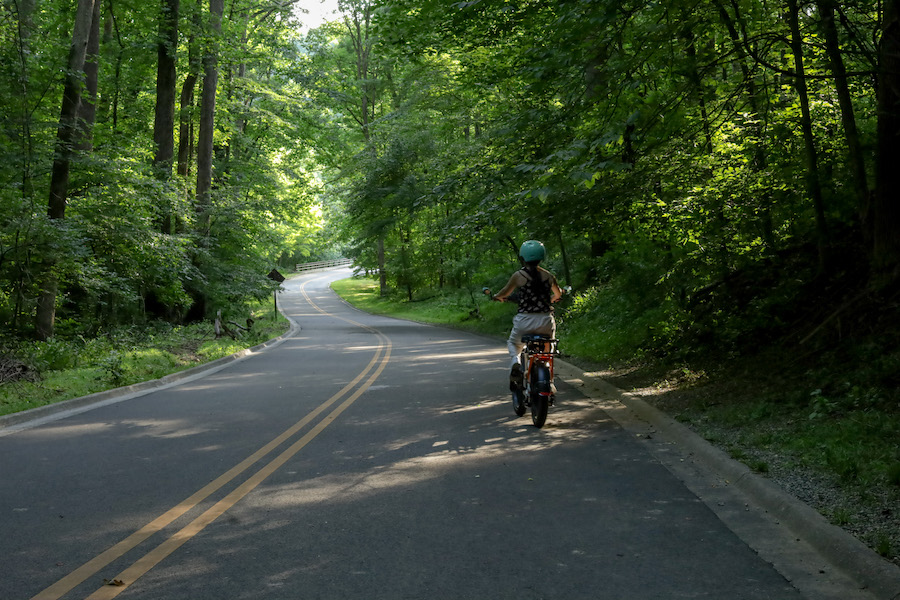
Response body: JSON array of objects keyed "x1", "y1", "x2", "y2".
[
  {"x1": 215, "y1": 312, "x2": 255, "y2": 340},
  {"x1": 227, "y1": 317, "x2": 254, "y2": 332},
  {"x1": 799, "y1": 289, "x2": 869, "y2": 345}
]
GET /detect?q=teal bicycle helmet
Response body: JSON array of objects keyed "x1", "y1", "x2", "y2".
[{"x1": 519, "y1": 240, "x2": 546, "y2": 263}]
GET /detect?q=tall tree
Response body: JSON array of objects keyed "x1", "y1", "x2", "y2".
[
  {"x1": 786, "y1": 0, "x2": 829, "y2": 273},
  {"x1": 75, "y1": 0, "x2": 101, "y2": 152},
  {"x1": 178, "y1": 4, "x2": 202, "y2": 178},
  {"x1": 35, "y1": 0, "x2": 98, "y2": 340},
  {"x1": 341, "y1": 0, "x2": 376, "y2": 143},
  {"x1": 153, "y1": 0, "x2": 179, "y2": 235},
  {"x1": 195, "y1": 0, "x2": 224, "y2": 228},
  {"x1": 153, "y1": 0, "x2": 179, "y2": 178},
  {"x1": 874, "y1": 0, "x2": 900, "y2": 274},
  {"x1": 339, "y1": 0, "x2": 387, "y2": 294},
  {"x1": 816, "y1": 0, "x2": 869, "y2": 234}
]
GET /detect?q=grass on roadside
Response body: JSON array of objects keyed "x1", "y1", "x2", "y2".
[
  {"x1": 668, "y1": 381, "x2": 900, "y2": 490},
  {"x1": 0, "y1": 299, "x2": 289, "y2": 417},
  {"x1": 331, "y1": 276, "x2": 511, "y2": 338}
]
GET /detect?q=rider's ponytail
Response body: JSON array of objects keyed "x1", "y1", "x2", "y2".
[{"x1": 522, "y1": 261, "x2": 551, "y2": 306}]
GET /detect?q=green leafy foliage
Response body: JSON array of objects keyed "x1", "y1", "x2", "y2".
[
  {"x1": 314, "y1": 0, "x2": 891, "y2": 336},
  {"x1": 0, "y1": 0, "x2": 341, "y2": 341}
]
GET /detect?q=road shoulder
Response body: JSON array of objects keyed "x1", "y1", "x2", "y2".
[{"x1": 556, "y1": 360, "x2": 900, "y2": 600}]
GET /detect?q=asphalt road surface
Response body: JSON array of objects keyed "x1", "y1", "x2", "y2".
[{"x1": 0, "y1": 269, "x2": 836, "y2": 599}]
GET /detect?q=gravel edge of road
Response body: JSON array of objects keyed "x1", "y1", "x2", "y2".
[{"x1": 555, "y1": 360, "x2": 900, "y2": 600}]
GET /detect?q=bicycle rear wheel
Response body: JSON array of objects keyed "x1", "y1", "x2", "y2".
[{"x1": 530, "y1": 363, "x2": 551, "y2": 428}]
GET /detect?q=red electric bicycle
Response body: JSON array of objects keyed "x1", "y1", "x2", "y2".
[
  {"x1": 483, "y1": 287, "x2": 563, "y2": 428},
  {"x1": 512, "y1": 334, "x2": 559, "y2": 428}
]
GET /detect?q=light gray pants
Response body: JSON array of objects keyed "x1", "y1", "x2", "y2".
[{"x1": 507, "y1": 312, "x2": 555, "y2": 368}]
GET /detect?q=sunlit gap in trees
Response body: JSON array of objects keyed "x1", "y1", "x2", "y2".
[{"x1": 293, "y1": 0, "x2": 341, "y2": 33}]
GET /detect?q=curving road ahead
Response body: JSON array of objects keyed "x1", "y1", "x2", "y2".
[{"x1": 0, "y1": 269, "x2": 839, "y2": 599}]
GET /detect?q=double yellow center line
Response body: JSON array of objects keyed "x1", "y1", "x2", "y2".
[{"x1": 33, "y1": 276, "x2": 391, "y2": 600}]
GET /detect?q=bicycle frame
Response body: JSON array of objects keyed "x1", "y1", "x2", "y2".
[
  {"x1": 522, "y1": 337, "x2": 558, "y2": 392},
  {"x1": 518, "y1": 335, "x2": 559, "y2": 427}
]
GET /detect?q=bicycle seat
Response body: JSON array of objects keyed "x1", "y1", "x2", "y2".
[{"x1": 521, "y1": 334, "x2": 554, "y2": 343}]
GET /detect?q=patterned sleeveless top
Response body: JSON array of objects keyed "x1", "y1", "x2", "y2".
[{"x1": 517, "y1": 268, "x2": 554, "y2": 314}]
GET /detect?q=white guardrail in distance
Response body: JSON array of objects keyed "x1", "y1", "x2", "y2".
[{"x1": 294, "y1": 258, "x2": 354, "y2": 273}]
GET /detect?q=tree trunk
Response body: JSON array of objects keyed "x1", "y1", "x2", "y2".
[
  {"x1": 75, "y1": 0, "x2": 101, "y2": 152},
  {"x1": 18, "y1": 0, "x2": 36, "y2": 37},
  {"x1": 153, "y1": 0, "x2": 179, "y2": 176},
  {"x1": 195, "y1": 0, "x2": 224, "y2": 231},
  {"x1": 378, "y1": 237, "x2": 387, "y2": 296},
  {"x1": 817, "y1": 0, "x2": 870, "y2": 236},
  {"x1": 177, "y1": 6, "x2": 201, "y2": 178},
  {"x1": 874, "y1": 0, "x2": 900, "y2": 275},
  {"x1": 47, "y1": 0, "x2": 96, "y2": 221},
  {"x1": 225, "y1": 11, "x2": 250, "y2": 169},
  {"x1": 342, "y1": 0, "x2": 376, "y2": 142},
  {"x1": 681, "y1": 25, "x2": 713, "y2": 154},
  {"x1": 16, "y1": 0, "x2": 37, "y2": 198},
  {"x1": 787, "y1": 0, "x2": 829, "y2": 273},
  {"x1": 100, "y1": 1, "x2": 124, "y2": 134},
  {"x1": 153, "y1": 0, "x2": 179, "y2": 234},
  {"x1": 341, "y1": 1, "x2": 384, "y2": 294},
  {"x1": 556, "y1": 229, "x2": 571, "y2": 286},
  {"x1": 177, "y1": 77, "x2": 197, "y2": 178},
  {"x1": 34, "y1": 278, "x2": 59, "y2": 341},
  {"x1": 187, "y1": 0, "x2": 223, "y2": 322},
  {"x1": 36, "y1": 0, "x2": 98, "y2": 340}
]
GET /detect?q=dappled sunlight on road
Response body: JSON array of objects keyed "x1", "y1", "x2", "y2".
[
  {"x1": 409, "y1": 338, "x2": 469, "y2": 346},
  {"x1": 401, "y1": 346, "x2": 506, "y2": 362},
  {"x1": 0, "y1": 273, "x2": 664, "y2": 599},
  {"x1": 402, "y1": 351, "x2": 502, "y2": 367},
  {"x1": 21, "y1": 421, "x2": 113, "y2": 439},
  {"x1": 191, "y1": 444, "x2": 226, "y2": 453},
  {"x1": 116, "y1": 418, "x2": 218, "y2": 440},
  {"x1": 239, "y1": 388, "x2": 623, "y2": 517},
  {"x1": 337, "y1": 344, "x2": 385, "y2": 352},
  {"x1": 381, "y1": 431, "x2": 437, "y2": 452},
  {"x1": 437, "y1": 398, "x2": 506, "y2": 414},
  {"x1": 249, "y1": 433, "x2": 558, "y2": 512},
  {"x1": 133, "y1": 382, "x2": 701, "y2": 600}
]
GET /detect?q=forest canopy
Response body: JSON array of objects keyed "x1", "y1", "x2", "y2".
[{"x1": 2, "y1": 0, "x2": 900, "y2": 359}]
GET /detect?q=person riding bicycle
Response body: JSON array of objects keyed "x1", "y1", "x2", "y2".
[{"x1": 491, "y1": 240, "x2": 563, "y2": 390}]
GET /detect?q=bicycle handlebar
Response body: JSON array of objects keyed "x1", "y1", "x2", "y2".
[{"x1": 482, "y1": 285, "x2": 571, "y2": 302}]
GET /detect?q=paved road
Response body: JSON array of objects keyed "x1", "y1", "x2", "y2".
[{"x1": 0, "y1": 269, "x2": 842, "y2": 599}]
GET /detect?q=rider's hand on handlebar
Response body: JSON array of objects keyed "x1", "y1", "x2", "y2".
[
  {"x1": 551, "y1": 285, "x2": 572, "y2": 303},
  {"x1": 483, "y1": 287, "x2": 503, "y2": 302}
]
